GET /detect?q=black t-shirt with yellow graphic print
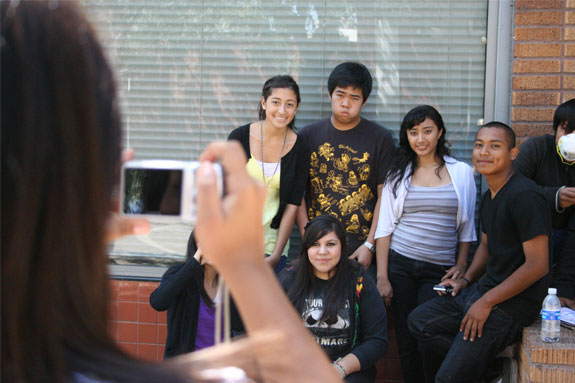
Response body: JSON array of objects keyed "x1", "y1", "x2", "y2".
[{"x1": 300, "y1": 117, "x2": 395, "y2": 255}]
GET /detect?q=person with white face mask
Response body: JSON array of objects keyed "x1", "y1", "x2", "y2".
[{"x1": 514, "y1": 98, "x2": 575, "y2": 309}]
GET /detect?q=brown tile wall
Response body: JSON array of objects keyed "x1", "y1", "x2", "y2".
[{"x1": 513, "y1": 0, "x2": 575, "y2": 142}]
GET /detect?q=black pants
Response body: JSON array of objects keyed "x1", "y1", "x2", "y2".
[
  {"x1": 408, "y1": 285, "x2": 521, "y2": 383},
  {"x1": 388, "y1": 250, "x2": 451, "y2": 383}
]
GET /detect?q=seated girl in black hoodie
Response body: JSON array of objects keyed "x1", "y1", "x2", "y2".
[{"x1": 150, "y1": 231, "x2": 243, "y2": 358}]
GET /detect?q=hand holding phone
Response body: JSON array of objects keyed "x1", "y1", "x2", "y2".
[{"x1": 433, "y1": 284, "x2": 454, "y2": 294}]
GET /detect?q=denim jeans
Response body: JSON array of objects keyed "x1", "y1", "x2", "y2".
[
  {"x1": 388, "y1": 250, "x2": 450, "y2": 383},
  {"x1": 408, "y1": 284, "x2": 522, "y2": 383}
]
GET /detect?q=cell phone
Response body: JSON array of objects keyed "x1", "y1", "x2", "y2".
[
  {"x1": 433, "y1": 285, "x2": 453, "y2": 294},
  {"x1": 120, "y1": 160, "x2": 223, "y2": 223}
]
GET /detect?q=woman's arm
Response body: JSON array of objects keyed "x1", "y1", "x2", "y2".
[
  {"x1": 296, "y1": 197, "x2": 309, "y2": 237},
  {"x1": 332, "y1": 354, "x2": 361, "y2": 379},
  {"x1": 442, "y1": 162, "x2": 476, "y2": 280},
  {"x1": 267, "y1": 204, "x2": 298, "y2": 267},
  {"x1": 292, "y1": 137, "x2": 311, "y2": 238},
  {"x1": 442, "y1": 241, "x2": 470, "y2": 281},
  {"x1": 375, "y1": 235, "x2": 393, "y2": 304},
  {"x1": 349, "y1": 185, "x2": 383, "y2": 269},
  {"x1": 149, "y1": 257, "x2": 201, "y2": 311},
  {"x1": 345, "y1": 273, "x2": 388, "y2": 375},
  {"x1": 195, "y1": 141, "x2": 341, "y2": 382},
  {"x1": 374, "y1": 181, "x2": 401, "y2": 302},
  {"x1": 457, "y1": 162, "x2": 477, "y2": 243}
]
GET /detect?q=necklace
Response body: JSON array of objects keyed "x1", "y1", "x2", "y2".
[{"x1": 260, "y1": 120, "x2": 287, "y2": 187}]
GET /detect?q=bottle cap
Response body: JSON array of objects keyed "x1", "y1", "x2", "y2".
[{"x1": 548, "y1": 287, "x2": 557, "y2": 295}]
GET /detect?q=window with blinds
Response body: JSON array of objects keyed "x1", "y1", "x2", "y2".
[{"x1": 84, "y1": 1, "x2": 488, "y2": 264}]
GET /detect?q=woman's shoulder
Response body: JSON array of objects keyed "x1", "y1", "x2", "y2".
[
  {"x1": 228, "y1": 123, "x2": 251, "y2": 138},
  {"x1": 164, "y1": 262, "x2": 186, "y2": 275},
  {"x1": 293, "y1": 131, "x2": 310, "y2": 150},
  {"x1": 280, "y1": 130, "x2": 309, "y2": 160},
  {"x1": 445, "y1": 156, "x2": 473, "y2": 173}
]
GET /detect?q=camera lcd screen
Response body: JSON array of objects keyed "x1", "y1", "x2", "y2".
[{"x1": 123, "y1": 168, "x2": 183, "y2": 216}]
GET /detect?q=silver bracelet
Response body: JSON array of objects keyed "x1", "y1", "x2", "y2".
[{"x1": 333, "y1": 359, "x2": 347, "y2": 377}]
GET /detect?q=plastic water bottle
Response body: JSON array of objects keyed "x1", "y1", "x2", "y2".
[{"x1": 541, "y1": 287, "x2": 561, "y2": 343}]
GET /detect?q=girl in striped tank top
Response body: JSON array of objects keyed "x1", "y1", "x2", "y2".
[{"x1": 374, "y1": 105, "x2": 477, "y2": 383}]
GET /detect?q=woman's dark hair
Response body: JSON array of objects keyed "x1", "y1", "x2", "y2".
[
  {"x1": 258, "y1": 75, "x2": 301, "y2": 130},
  {"x1": 185, "y1": 231, "x2": 217, "y2": 308},
  {"x1": 553, "y1": 98, "x2": 575, "y2": 134},
  {"x1": 287, "y1": 215, "x2": 358, "y2": 325},
  {"x1": 384, "y1": 105, "x2": 451, "y2": 197},
  {"x1": 327, "y1": 62, "x2": 373, "y2": 102},
  {"x1": 1, "y1": 2, "x2": 180, "y2": 382}
]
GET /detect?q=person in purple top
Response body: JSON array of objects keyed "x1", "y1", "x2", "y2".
[{"x1": 150, "y1": 231, "x2": 243, "y2": 357}]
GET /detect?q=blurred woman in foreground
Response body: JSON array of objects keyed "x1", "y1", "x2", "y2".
[{"x1": 1, "y1": 1, "x2": 339, "y2": 382}]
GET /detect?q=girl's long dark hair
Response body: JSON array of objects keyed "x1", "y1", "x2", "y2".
[
  {"x1": 1, "y1": 2, "x2": 180, "y2": 382},
  {"x1": 258, "y1": 75, "x2": 301, "y2": 130},
  {"x1": 185, "y1": 231, "x2": 217, "y2": 308},
  {"x1": 384, "y1": 105, "x2": 451, "y2": 197},
  {"x1": 287, "y1": 216, "x2": 358, "y2": 325}
]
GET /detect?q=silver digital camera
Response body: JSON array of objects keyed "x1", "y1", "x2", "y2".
[{"x1": 120, "y1": 160, "x2": 223, "y2": 223}]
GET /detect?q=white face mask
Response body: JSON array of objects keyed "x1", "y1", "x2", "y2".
[{"x1": 557, "y1": 133, "x2": 575, "y2": 164}]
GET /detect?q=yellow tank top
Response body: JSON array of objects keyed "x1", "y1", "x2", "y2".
[{"x1": 246, "y1": 156, "x2": 289, "y2": 256}]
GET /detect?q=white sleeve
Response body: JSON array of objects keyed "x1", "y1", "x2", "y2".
[
  {"x1": 375, "y1": 182, "x2": 398, "y2": 239},
  {"x1": 457, "y1": 164, "x2": 477, "y2": 243}
]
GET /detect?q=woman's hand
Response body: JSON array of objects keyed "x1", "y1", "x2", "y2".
[
  {"x1": 559, "y1": 296, "x2": 575, "y2": 309},
  {"x1": 194, "y1": 141, "x2": 267, "y2": 272},
  {"x1": 377, "y1": 278, "x2": 393, "y2": 306},
  {"x1": 264, "y1": 255, "x2": 280, "y2": 268},
  {"x1": 442, "y1": 264, "x2": 465, "y2": 281}
]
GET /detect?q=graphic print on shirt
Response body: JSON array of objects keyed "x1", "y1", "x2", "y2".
[
  {"x1": 308, "y1": 142, "x2": 374, "y2": 238},
  {"x1": 302, "y1": 296, "x2": 351, "y2": 354}
]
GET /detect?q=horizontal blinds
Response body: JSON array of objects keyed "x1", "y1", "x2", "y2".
[
  {"x1": 84, "y1": 0, "x2": 487, "y2": 259},
  {"x1": 84, "y1": 0, "x2": 487, "y2": 164}
]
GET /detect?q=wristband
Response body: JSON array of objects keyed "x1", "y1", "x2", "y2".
[
  {"x1": 363, "y1": 241, "x2": 375, "y2": 254},
  {"x1": 556, "y1": 186, "x2": 567, "y2": 213},
  {"x1": 333, "y1": 358, "x2": 347, "y2": 377},
  {"x1": 461, "y1": 276, "x2": 471, "y2": 286}
]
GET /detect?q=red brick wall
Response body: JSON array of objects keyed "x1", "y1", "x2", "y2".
[
  {"x1": 512, "y1": 0, "x2": 575, "y2": 142},
  {"x1": 109, "y1": 280, "x2": 167, "y2": 362}
]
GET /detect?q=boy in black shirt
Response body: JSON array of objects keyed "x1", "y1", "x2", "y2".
[
  {"x1": 408, "y1": 122, "x2": 551, "y2": 383},
  {"x1": 297, "y1": 62, "x2": 395, "y2": 274}
]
